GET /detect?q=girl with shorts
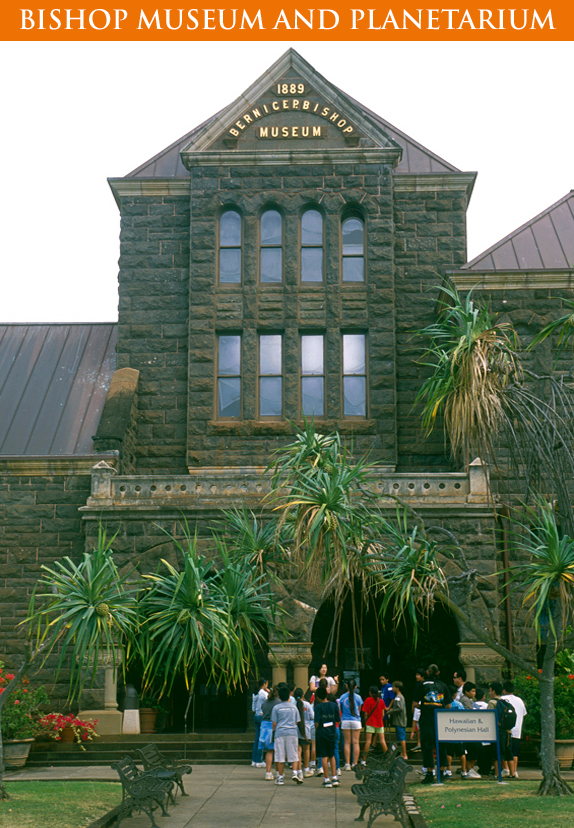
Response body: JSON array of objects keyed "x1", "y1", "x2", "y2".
[
  {"x1": 361, "y1": 685, "x2": 387, "y2": 759},
  {"x1": 259, "y1": 685, "x2": 280, "y2": 780},
  {"x1": 338, "y1": 679, "x2": 363, "y2": 769}
]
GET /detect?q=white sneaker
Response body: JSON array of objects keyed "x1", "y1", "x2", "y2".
[
  {"x1": 443, "y1": 769, "x2": 452, "y2": 778},
  {"x1": 512, "y1": 771, "x2": 519, "y2": 779},
  {"x1": 275, "y1": 776, "x2": 284, "y2": 785},
  {"x1": 344, "y1": 764, "x2": 352, "y2": 771},
  {"x1": 255, "y1": 762, "x2": 266, "y2": 768},
  {"x1": 303, "y1": 768, "x2": 314, "y2": 777},
  {"x1": 468, "y1": 768, "x2": 482, "y2": 779},
  {"x1": 265, "y1": 772, "x2": 274, "y2": 781},
  {"x1": 501, "y1": 769, "x2": 510, "y2": 777},
  {"x1": 337, "y1": 769, "x2": 341, "y2": 777},
  {"x1": 316, "y1": 768, "x2": 324, "y2": 776}
]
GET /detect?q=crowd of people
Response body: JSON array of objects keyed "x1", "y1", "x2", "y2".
[{"x1": 251, "y1": 662, "x2": 527, "y2": 787}]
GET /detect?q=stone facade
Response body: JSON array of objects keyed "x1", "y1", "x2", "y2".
[{"x1": 3, "y1": 50, "x2": 571, "y2": 713}]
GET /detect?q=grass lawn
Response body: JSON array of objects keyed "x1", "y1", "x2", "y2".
[
  {"x1": 414, "y1": 780, "x2": 574, "y2": 827},
  {"x1": 0, "y1": 780, "x2": 122, "y2": 828}
]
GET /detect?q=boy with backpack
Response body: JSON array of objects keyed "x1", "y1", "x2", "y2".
[{"x1": 487, "y1": 681, "x2": 516, "y2": 777}]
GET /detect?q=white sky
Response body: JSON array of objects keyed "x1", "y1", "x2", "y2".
[{"x1": 1, "y1": 40, "x2": 573, "y2": 323}]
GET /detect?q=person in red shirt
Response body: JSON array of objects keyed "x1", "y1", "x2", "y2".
[{"x1": 361, "y1": 685, "x2": 387, "y2": 761}]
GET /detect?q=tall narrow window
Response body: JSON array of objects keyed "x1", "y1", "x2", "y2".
[
  {"x1": 342, "y1": 216, "x2": 365, "y2": 282},
  {"x1": 260, "y1": 210, "x2": 282, "y2": 283},
  {"x1": 217, "y1": 335, "x2": 241, "y2": 418},
  {"x1": 343, "y1": 334, "x2": 366, "y2": 416},
  {"x1": 219, "y1": 210, "x2": 242, "y2": 284},
  {"x1": 259, "y1": 334, "x2": 282, "y2": 416},
  {"x1": 301, "y1": 209, "x2": 323, "y2": 282},
  {"x1": 301, "y1": 335, "x2": 324, "y2": 416}
]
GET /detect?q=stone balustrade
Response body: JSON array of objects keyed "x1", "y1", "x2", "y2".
[{"x1": 83, "y1": 458, "x2": 490, "y2": 513}]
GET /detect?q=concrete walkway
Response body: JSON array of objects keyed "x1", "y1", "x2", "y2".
[
  {"x1": 5, "y1": 764, "x2": 573, "y2": 828},
  {"x1": 5, "y1": 764, "x2": 414, "y2": 827}
]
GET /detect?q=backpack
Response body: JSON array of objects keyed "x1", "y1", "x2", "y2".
[{"x1": 497, "y1": 699, "x2": 517, "y2": 732}]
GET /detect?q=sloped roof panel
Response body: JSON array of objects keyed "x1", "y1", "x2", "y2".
[
  {"x1": 464, "y1": 191, "x2": 574, "y2": 271},
  {"x1": 126, "y1": 51, "x2": 459, "y2": 179},
  {"x1": 0, "y1": 324, "x2": 117, "y2": 456}
]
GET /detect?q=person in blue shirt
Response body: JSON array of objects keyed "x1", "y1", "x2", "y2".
[
  {"x1": 338, "y1": 679, "x2": 363, "y2": 769},
  {"x1": 379, "y1": 673, "x2": 395, "y2": 725}
]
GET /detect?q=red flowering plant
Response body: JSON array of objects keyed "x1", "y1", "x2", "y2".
[
  {"x1": 514, "y1": 669, "x2": 574, "y2": 740},
  {"x1": 37, "y1": 712, "x2": 99, "y2": 750},
  {"x1": 0, "y1": 661, "x2": 49, "y2": 740}
]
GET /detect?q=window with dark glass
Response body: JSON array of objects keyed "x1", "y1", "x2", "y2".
[
  {"x1": 260, "y1": 210, "x2": 283, "y2": 283},
  {"x1": 219, "y1": 210, "x2": 242, "y2": 284},
  {"x1": 343, "y1": 334, "x2": 366, "y2": 416},
  {"x1": 342, "y1": 216, "x2": 365, "y2": 282},
  {"x1": 301, "y1": 335, "x2": 324, "y2": 416},
  {"x1": 301, "y1": 209, "x2": 323, "y2": 283},
  {"x1": 259, "y1": 334, "x2": 282, "y2": 416},
  {"x1": 217, "y1": 335, "x2": 241, "y2": 418}
]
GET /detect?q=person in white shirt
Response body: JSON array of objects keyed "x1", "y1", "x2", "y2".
[
  {"x1": 251, "y1": 678, "x2": 269, "y2": 767},
  {"x1": 453, "y1": 669, "x2": 466, "y2": 702},
  {"x1": 502, "y1": 680, "x2": 527, "y2": 778},
  {"x1": 309, "y1": 663, "x2": 338, "y2": 695}
]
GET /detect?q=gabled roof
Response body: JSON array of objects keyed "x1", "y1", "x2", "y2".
[
  {"x1": 0, "y1": 324, "x2": 117, "y2": 456},
  {"x1": 463, "y1": 191, "x2": 574, "y2": 271},
  {"x1": 126, "y1": 49, "x2": 459, "y2": 179}
]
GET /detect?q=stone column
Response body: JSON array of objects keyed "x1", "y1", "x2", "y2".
[
  {"x1": 267, "y1": 642, "x2": 313, "y2": 688},
  {"x1": 458, "y1": 642, "x2": 506, "y2": 684},
  {"x1": 79, "y1": 648, "x2": 124, "y2": 735}
]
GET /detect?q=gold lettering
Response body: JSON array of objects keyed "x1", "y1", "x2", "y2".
[
  {"x1": 313, "y1": 103, "x2": 319, "y2": 112},
  {"x1": 337, "y1": 119, "x2": 346, "y2": 128},
  {"x1": 292, "y1": 99, "x2": 300, "y2": 109},
  {"x1": 329, "y1": 111, "x2": 339, "y2": 122},
  {"x1": 282, "y1": 99, "x2": 289, "y2": 110},
  {"x1": 229, "y1": 128, "x2": 239, "y2": 137},
  {"x1": 302, "y1": 100, "x2": 310, "y2": 110},
  {"x1": 243, "y1": 113, "x2": 253, "y2": 124},
  {"x1": 292, "y1": 126, "x2": 299, "y2": 136},
  {"x1": 302, "y1": 126, "x2": 309, "y2": 137},
  {"x1": 343, "y1": 126, "x2": 354, "y2": 134},
  {"x1": 321, "y1": 107, "x2": 329, "y2": 117},
  {"x1": 282, "y1": 126, "x2": 289, "y2": 136},
  {"x1": 272, "y1": 101, "x2": 280, "y2": 111},
  {"x1": 236, "y1": 120, "x2": 245, "y2": 130},
  {"x1": 252, "y1": 108, "x2": 262, "y2": 119},
  {"x1": 263, "y1": 104, "x2": 269, "y2": 113},
  {"x1": 271, "y1": 127, "x2": 279, "y2": 137},
  {"x1": 259, "y1": 127, "x2": 268, "y2": 137},
  {"x1": 313, "y1": 126, "x2": 321, "y2": 136}
]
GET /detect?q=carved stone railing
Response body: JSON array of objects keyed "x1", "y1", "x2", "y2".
[{"x1": 82, "y1": 457, "x2": 489, "y2": 513}]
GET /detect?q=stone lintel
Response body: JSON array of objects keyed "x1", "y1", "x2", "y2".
[
  {"x1": 267, "y1": 641, "x2": 313, "y2": 667},
  {"x1": 107, "y1": 177, "x2": 190, "y2": 207},
  {"x1": 393, "y1": 172, "x2": 476, "y2": 198},
  {"x1": 0, "y1": 454, "x2": 118, "y2": 476},
  {"x1": 458, "y1": 641, "x2": 507, "y2": 684},
  {"x1": 451, "y1": 268, "x2": 574, "y2": 292},
  {"x1": 182, "y1": 148, "x2": 402, "y2": 169}
]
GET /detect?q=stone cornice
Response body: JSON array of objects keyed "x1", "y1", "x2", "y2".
[
  {"x1": 108, "y1": 178, "x2": 190, "y2": 206},
  {"x1": 393, "y1": 173, "x2": 476, "y2": 198},
  {"x1": 0, "y1": 454, "x2": 119, "y2": 476},
  {"x1": 181, "y1": 148, "x2": 402, "y2": 169},
  {"x1": 451, "y1": 268, "x2": 574, "y2": 291}
]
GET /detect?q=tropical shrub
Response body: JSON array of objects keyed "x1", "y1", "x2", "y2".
[
  {"x1": 0, "y1": 664, "x2": 48, "y2": 740},
  {"x1": 514, "y1": 672, "x2": 574, "y2": 740}
]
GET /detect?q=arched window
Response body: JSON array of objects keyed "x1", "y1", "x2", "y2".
[
  {"x1": 301, "y1": 209, "x2": 323, "y2": 282},
  {"x1": 342, "y1": 216, "x2": 365, "y2": 282},
  {"x1": 260, "y1": 209, "x2": 282, "y2": 283},
  {"x1": 219, "y1": 210, "x2": 242, "y2": 284}
]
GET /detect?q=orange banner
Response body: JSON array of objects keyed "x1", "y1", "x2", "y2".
[{"x1": 4, "y1": 1, "x2": 573, "y2": 40}]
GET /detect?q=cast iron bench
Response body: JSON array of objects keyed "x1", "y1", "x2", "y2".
[
  {"x1": 136, "y1": 743, "x2": 193, "y2": 797},
  {"x1": 353, "y1": 743, "x2": 398, "y2": 781},
  {"x1": 112, "y1": 755, "x2": 173, "y2": 828},
  {"x1": 351, "y1": 754, "x2": 410, "y2": 828}
]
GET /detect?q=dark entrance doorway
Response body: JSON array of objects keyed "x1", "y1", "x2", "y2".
[{"x1": 310, "y1": 591, "x2": 462, "y2": 709}]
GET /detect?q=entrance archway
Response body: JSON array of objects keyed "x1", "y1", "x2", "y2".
[{"x1": 310, "y1": 591, "x2": 462, "y2": 707}]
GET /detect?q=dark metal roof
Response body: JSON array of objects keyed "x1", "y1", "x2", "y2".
[
  {"x1": 0, "y1": 324, "x2": 117, "y2": 456},
  {"x1": 463, "y1": 191, "x2": 574, "y2": 271},
  {"x1": 126, "y1": 51, "x2": 458, "y2": 179}
]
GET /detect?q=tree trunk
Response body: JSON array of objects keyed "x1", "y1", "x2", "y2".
[{"x1": 537, "y1": 636, "x2": 573, "y2": 796}]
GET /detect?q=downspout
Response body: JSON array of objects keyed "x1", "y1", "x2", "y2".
[{"x1": 500, "y1": 504, "x2": 514, "y2": 661}]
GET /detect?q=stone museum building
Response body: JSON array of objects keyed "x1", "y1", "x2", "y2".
[{"x1": 2, "y1": 50, "x2": 574, "y2": 731}]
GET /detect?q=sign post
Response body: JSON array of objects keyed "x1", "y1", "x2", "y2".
[{"x1": 434, "y1": 709, "x2": 505, "y2": 784}]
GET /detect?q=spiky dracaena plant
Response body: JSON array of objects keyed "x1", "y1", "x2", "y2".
[
  {"x1": 416, "y1": 285, "x2": 519, "y2": 467},
  {"x1": 25, "y1": 526, "x2": 138, "y2": 699},
  {"x1": 509, "y1": 501, "x2": 574, "y2": 796},
  {"x1": 137, "y1": 524, "x2": 278, "y2": 695}
]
